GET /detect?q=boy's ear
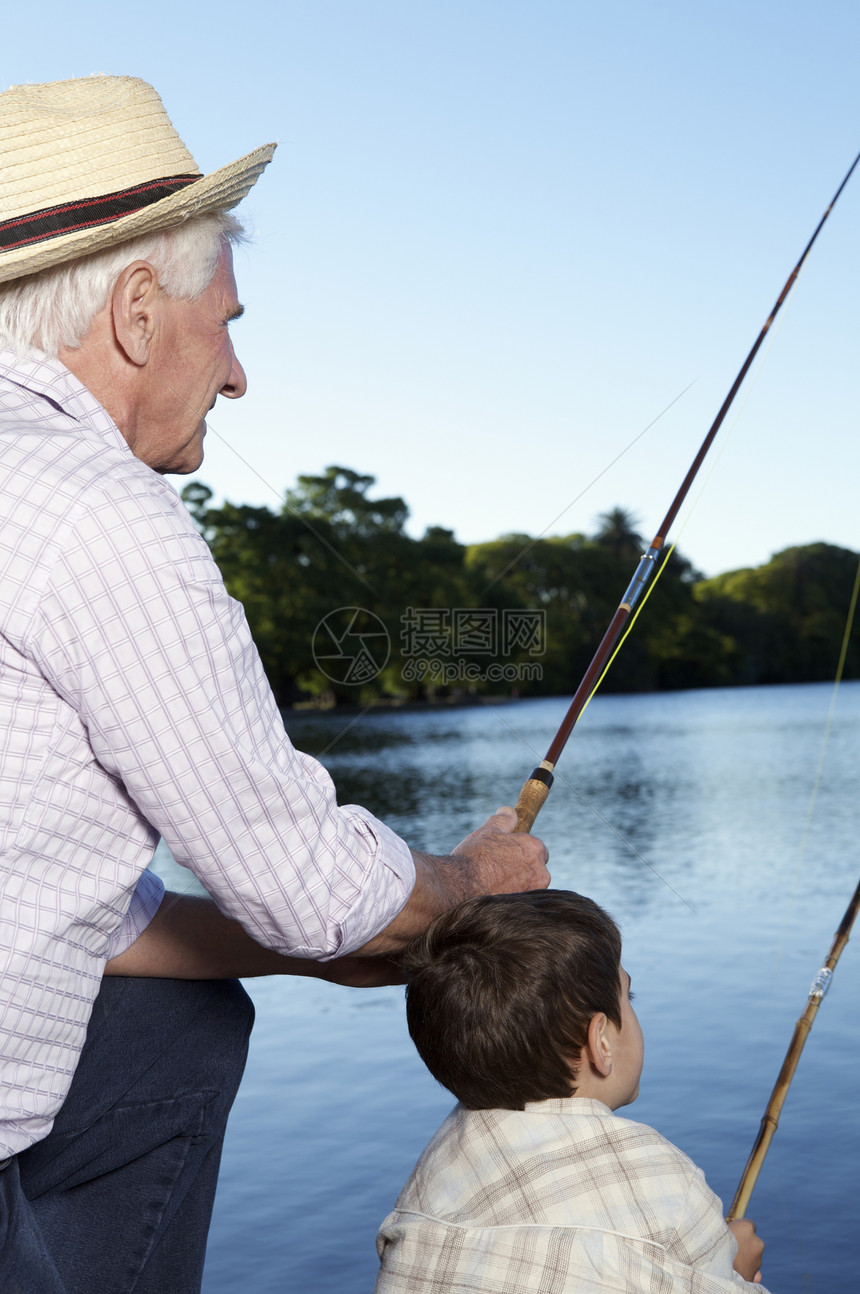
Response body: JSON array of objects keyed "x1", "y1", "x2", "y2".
[{"x1": 585, "y1": 1012, "x2": 613, "y2": 1077}]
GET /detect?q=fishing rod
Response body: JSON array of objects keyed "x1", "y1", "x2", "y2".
[
  {"x1": 726, "y1": 874, "x2": 860, "y2": 1219},
  {"x1": 513, "y1": 147, "x2": 860, "y2": 834}
]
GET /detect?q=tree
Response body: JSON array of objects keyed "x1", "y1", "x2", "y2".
[
  {"x1": 183, "y1": 471, "x2": 859, "y2": 704},
  {"x1": 285, "y1": 466, "x2": 409, "y2": 539},
  {"x1": 695, "y1": 544, "x2": 860, "y2": 684},
  {"x1": 183, "y1": 471, "x2": 474, "y2": 705},
  {"x1": 594, "y1": 507, "x2": 644, "y2": 563}
]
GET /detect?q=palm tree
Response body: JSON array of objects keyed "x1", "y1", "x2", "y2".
[{"x1": 594, "y1": 507, "x2": 643, "y2": 560}]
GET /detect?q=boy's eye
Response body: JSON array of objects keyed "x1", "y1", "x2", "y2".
[{"x1": 628, "y1": 990, "x2": 635, "y2": 1002}]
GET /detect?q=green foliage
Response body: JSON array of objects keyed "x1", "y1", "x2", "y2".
[
  {"x1": 695, "y1": 544, "x2": 860, "y2": 684},
  {"x1": 182, "y1": 469, "x2": 469, "y2": 705},
  {"x1": 285, "y1": 466, "x2": 409, "y2": 538},
  {"x1": 181, "y1": 473, "x2": 860, "y2": 706},
  {"x1": 594, "y1": 507, "x2": 645, "y2": 564}
]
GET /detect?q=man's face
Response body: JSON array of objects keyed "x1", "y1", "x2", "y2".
[
  {"x1": 133, "y1": 241, "x2": 246, "y2": 474},
  {"x1": 612, "y1": 967, "x2": 645, "y2": 1108}
]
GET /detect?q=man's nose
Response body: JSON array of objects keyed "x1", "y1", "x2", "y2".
[{"x1": 221, "y1": 348, "x2": 247, "y2": 399}]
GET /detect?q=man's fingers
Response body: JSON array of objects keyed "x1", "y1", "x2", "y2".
[
  {"x1": 459, "y1": 807, "x2": 549, "y2": 860},
  {"x1": 490, "y1": 805, "x2": 517, "y2": 832}
]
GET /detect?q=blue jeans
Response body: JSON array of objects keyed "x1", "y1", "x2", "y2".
[{"x1": 0, "y1": 975, "x2": 254, "y2": 1293}]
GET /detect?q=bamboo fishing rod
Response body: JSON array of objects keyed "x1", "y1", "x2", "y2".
[
  {"x1": 726, "y1": 554, "x2": 860, "y2": 1218},
  {"x1": 726, "y1": 874, "x2": 860, "y2": 1220},
  {"x1": 513, "y1": 147, "x2": 860, "y2": 834}
]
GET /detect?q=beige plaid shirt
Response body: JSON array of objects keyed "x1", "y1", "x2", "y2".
[{"x1": 376, "y1": 1098, "x2": 769, "y2": 1293}]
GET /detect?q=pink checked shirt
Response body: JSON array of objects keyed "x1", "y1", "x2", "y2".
[{"x1": 0, "y1": 350, "x2": 415, "y2": 1156}]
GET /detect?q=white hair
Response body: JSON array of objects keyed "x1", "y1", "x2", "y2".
[{"x1": 0, "y1": 212, "x2": 245, "y2": 358}]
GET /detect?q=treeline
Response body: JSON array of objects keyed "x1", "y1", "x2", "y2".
[{"x1": 182, "y1": 467, "x2": 860, "y2": 706}]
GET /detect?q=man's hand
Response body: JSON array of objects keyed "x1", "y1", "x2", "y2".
[
  {"x1": 728, "y1": 1218, "x2": 764, "y2": 1284},
  {"x1": 357, "y1": 805, "x2": 550, "y2": 956},
  {"x1": 450, "y1": 806, "x2": 550, "y2": 892}
]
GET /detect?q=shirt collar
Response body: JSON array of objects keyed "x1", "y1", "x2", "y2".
[
  {"x1": 0, "y1": 348, "x2": 131, "y2": 456},
  {"x1": 521, "y1": 1096, "x2": 615, "y2": 1118}
]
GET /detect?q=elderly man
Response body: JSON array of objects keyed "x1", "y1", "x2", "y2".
[{"x1": 0, "y1": 77, "x2": 549, "y2": 1292}]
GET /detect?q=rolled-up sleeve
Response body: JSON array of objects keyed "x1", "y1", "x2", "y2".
[{"x1": 25, "y1": 468, "x2": 416, "y2": 959}]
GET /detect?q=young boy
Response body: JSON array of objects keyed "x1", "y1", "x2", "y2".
[{"x1": 376, "y1": 890, "x2": 767, "y2": 1293}]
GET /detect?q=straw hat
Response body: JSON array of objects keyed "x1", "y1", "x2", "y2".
[{"x1": 0, "y1": 75, "x2": 276, "y2": 284}]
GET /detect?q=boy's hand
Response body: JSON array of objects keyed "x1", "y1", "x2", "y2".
[{"x1": 728, "y1": 1218, "x2": 764, "y2": 1284}]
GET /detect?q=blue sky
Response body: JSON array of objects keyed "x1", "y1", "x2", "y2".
[{"x1": 6, "y1": 1, "x2": 860, "y2": 576}]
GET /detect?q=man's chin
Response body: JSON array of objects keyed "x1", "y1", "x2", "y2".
[
  {"x1": 161, "y1": 444, "x2": 205, "y2": 476},
  {"x1": 165, "y1": 428, "x2": 206, "y2": 475},
  {"x1": 166, "y1": 455, "x2": 204, "y2": 477}
]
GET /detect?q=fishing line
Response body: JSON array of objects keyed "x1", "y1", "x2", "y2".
[
  {"x1": 148, "y1": 387, "x2": 386, "y2": 913},
  {"x1": 553, "y1": 764, "x2": 697, "y2": 913},
  {"x1": 655, "y1": 253, "x2": 807, "y2": 553},
  {"x1": 481, "y1": 379, "x2": 698, "y2": 598},
  {"x1": 314, "y1": 699, "x2": 384, "y2": 757},
  {"x1": 163, "y1": 151, "x2": 856, "y2": 917},
  {"x1": 578, "y1": 541, "x2": 678, "y2": 719},
  {"x1": 728, "y1": 657, "x2": 860, "y2": 1219},
  {"x1": 553, "y1": 249, "x2": 813, "y2": 726},
  {"x1": 511, "y1": 148, "x2": 860, "y2": 838},
  {"x1": 181, "y1": 393, "x2": 377, "y2": 594}
]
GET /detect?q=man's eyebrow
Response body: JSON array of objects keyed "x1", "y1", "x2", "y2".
[{"x1": 226, "y1": 304, "x2": 245, "y2": 323}]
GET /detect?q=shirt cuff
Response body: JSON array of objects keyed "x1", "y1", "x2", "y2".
[
  {"x1": 329, "y1": 808, "x2": 416, "y2": 956},
  {"x1": 104, "y1": 869, "x2": 165, "y2": 960}
]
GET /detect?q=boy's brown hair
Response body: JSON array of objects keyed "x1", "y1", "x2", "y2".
[{"x1": 404, "y1": 889, "x2": 623, "y2": 1110}]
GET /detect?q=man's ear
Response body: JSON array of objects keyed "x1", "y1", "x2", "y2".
[
  {"x1": 111, "y1": 261, "x2": 160, "y2": 367},
  {"x1": 585, "y1": 1012, "x2": 613, "y2": 1077}
]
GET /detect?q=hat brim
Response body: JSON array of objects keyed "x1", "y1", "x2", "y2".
[{"x1": 0, "y1": 142, "x2": 276, "y2": 285}]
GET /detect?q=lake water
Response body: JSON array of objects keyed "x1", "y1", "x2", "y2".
[{"x1": 151, "y1": 682, "x2": 860, "y2": 1293}]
